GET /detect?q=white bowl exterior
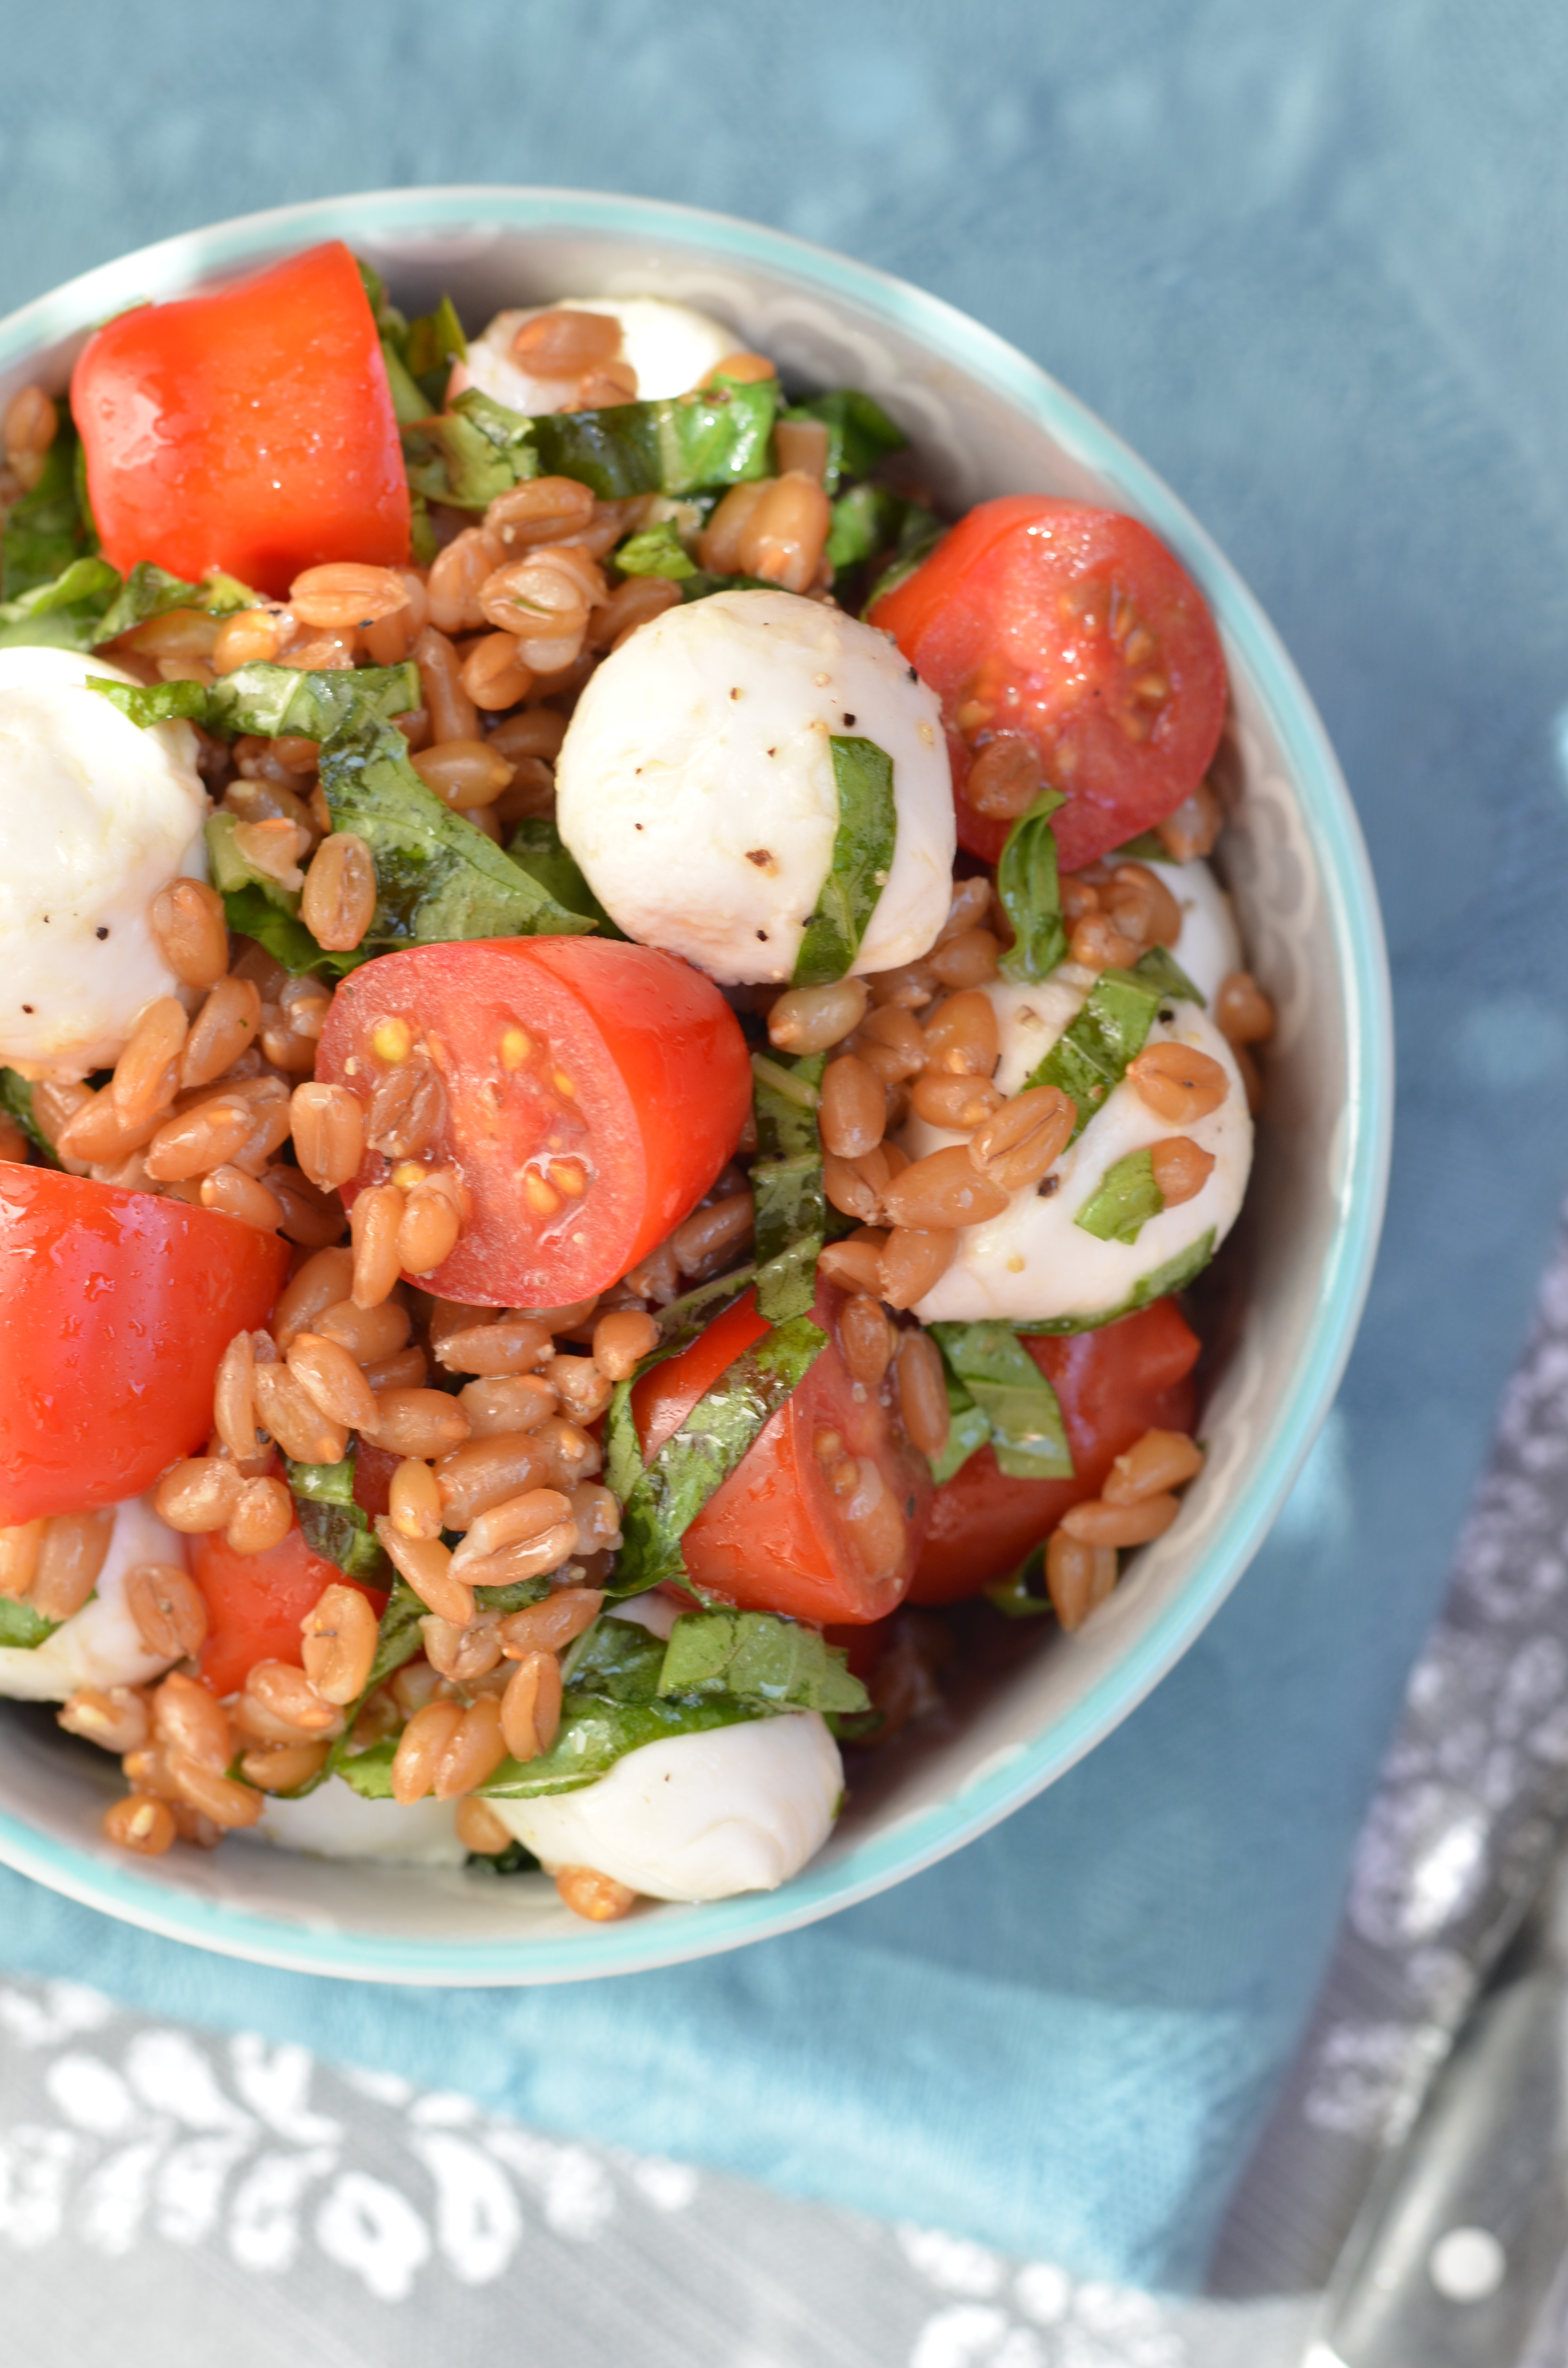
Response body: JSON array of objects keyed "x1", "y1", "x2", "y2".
[{"x1": 0, "y1": 190, "x2": 1392, "y2": 1982}]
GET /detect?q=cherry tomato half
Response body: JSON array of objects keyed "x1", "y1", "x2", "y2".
[
  {"x1": 193, "y1": 1522, "x2": 387, "y2": 1699},
  {"x1": 0, "y1": 1166, "x2": 290, "y2": 1524},
  {"x1": 870, "y1": 497, "x2": 1227, "y2": 873},
  {"x1": 72, "y1": 241, "x2": 410, "y2": 598},
  {"x1": 910, "y1": 1297, "x2": 1200, "y2": 1603},
  {"x1": 315, "y1": 936, "x2": 753, "y2": 1310},
  {"x1": 632, "y1": 1283, "x2": 932, "y2": 1625}
]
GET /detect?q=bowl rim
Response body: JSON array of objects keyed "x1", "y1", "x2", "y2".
[{"x1": 0, "y1": 184, "x2": 1394, "y2": 1985}]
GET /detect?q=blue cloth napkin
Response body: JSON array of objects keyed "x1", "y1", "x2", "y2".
[{"x1": 7, "y1": 0, "x2": 1568, "y2": 2292}]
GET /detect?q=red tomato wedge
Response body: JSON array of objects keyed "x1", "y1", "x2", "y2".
[
  {"x1": 870, "y1": 497, "x2": 1227, "y2": 872},
  {"x1": 192, "y1": 1523, "x2": 386, "y2": 1699},
  {"x1": 632, "y1": 1283, "x2": 932, "y2": 1625},
  {"x1": 910, "y1": 1298, "x2": 1200, "y2": 1603},
  {"x1": 72, "y1": 240, "x2": 410, "y2": 598},
  {"x1": 315, "y1": 937, "x2": 752, "y2": 1310},
  {"x1": 0, "y1": 1167, "x2": 290, "y2": 1523}
]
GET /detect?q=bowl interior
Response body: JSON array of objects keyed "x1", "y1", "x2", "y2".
[{"x1": 0, "y1": 190, "x2": 1392, "y2": 1982}]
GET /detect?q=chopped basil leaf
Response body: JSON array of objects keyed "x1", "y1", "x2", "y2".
[
  {"x1": 677, "y1": 567, "x2": 776, "y2": 602},
  {"x1": 208, "y1": 658, "x2": 421, "y2": 742},
  {"x1": 404, "y1": 380, "x2": 779, "y2": 509},
  {"x1": 659, "y1": 1608, "x2": 868, "y2": 1714},
  {"x1": 87, "y1": 677, "x2": 209, "y2": 728},
  {"x1": 752, "y1": 1049, "x2": 825, "y2": 1325},
  {"x1": 0, "y1": 1069, "x2": 59, "y2": 1165},
  {"x1": 320, "y1": 705, "x2": 594, "y2": 950},
  {"x1": 473, "y1": 1616, "x2": 772, "y2": 1801},
  {"x1": 286, "y1": 1455, "x2": 390, "y2": 1585},
  {"x1": 1017, "y1": 1228, "x2": 1217, "y2": 1335},
  {"x1": 402, "y1": 389, "x2": 539, "y2": 510},
  {"x1": 605, "y1": 1312, "x2": 828, "y2": 1597},
  {"x1": 613, "y1": 519, "x2": 697, "y2": 579},
  {"x1": 379, "y1": 336, "x2": 430, "y2": 430},
  {"x1": 222, "y1": 887, "x2": 361, "y2": 981},
  {"x1": 996, "y1": 790, "x2": 1069, "y2": 983},
  {"x1": 531, "y1": 376, "x2": 779, "y2": 500},
  {"x1": 1075, "y1": 1147, "x2": 1164, "y2": 1246},
  {"x1": 0, "y1": 550, "x2": 256, "y2": 656},
  {"x1": 0, "y1": 1596, "x2": 64, "y2": 1649},
  {"x1": 929, "y1": 1370, "x2": 994, "y2": 1487},
  {"x1": 928, "y1": 1321, "x2": 1074, "y2": 1481},
  {"x1": 1022, "y1": 968, "x2": 1157, "y2": 1141},
  {"x1": 792, "y1": 735, "x2": 898, "y2": 987},
  {"x1": 0, "y1": 555, "x2": 121, "y2": 651},
  {"x1": 504, "y1": 817, "x2": 620, "y2": 935},
  {"x1": 1130, "y1": 941, "x2": 1204, "y2": 1008},
  {"x1": 1114, "y1": 829, "x2": 1169, "y2": 862},
  {"x1": 984, "y1": 1546, "x2": 1055, "y2": 1619},
  {"x1": 651, "y1": 1265, "x2": 760, "y2": 1352},
  {"x1": 403, "y1": 295, "x2": 467, "y2": 407},
  {"x1": 354, "y1": 256, "x2": 397, "y2": 332},
  {"x1": 1, "y1": 423, "x2": 95, "y2": 601},
  {"x1": 780, "y1": 390, "x2": 904, "y2": 497},
  {"x1": 825, "y1": 482, "x2": 904, "y2": 573},
  {"x1": 863, "y1": 512, "x2": 946, "y2": 613}
]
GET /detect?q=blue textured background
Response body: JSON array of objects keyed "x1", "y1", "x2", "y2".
[{"x1": 3, "y1": 0, "x2": 1566, "y2": 2289}]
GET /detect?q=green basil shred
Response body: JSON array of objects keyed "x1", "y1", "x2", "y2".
[
  {"x1": 285, "y1": 1455, "x2": 390, "y2": 1587},
  {"x1": 602, "y1": 1313, "x2": 828, "y2": 1598},
  {"x1": 1074, "y1": 1147, "x2": 1165, "y2": 1246},
  {"x1": 1022, "y1": 947, "x2": 1203, "y2": 1145},
  {"x1": 0, "y1": 1596, "x2": 68, "y2": 1650},
  {"x1": 0, "y1": 1069, "x2": 59, "y2": 1165},
  {"x1": 779, "y1": 390, "x2": 904, "y2": 497},
  {"x1": 791, "y1": 735, "x2": 898, "y2": 987},
  {"x1": 404, "y1": 379, "x2": 778, "y2": 510},
  {"x1": 996, "y1": 790, "x2": 1069, "y2": 983},
  {"x1": 750, "y1": 1049, "x2": 826, "y2": 1325},
  {"x1": 926, "y1": 1322, "x2": 1074, "y2": 1484},
  {"x1": 1015, "y1": 1230, "x2": 1217, "y2": 1336}
]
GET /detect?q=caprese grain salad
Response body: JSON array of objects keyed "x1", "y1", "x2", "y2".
[{"x1": 0, "y1": 242, "x2": 1274, "y2": 1918}]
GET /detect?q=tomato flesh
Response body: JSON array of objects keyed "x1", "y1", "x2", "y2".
[
  {"x1": 870, "y1": 497, "x2": 1227, "y2": 873},
  {"x1": 633, "y1": 1284, "x2": 932, "y2": 1625},
  {"x1": 911, "y1": 1298, "x2": 1201, "y2": 1603},
  {"x1": 72, "y1": 240, "x2": 410, "y2": 598},
  {"x1": 192, "y1": 1522, "x2": 386, "y2": 1699},
  {"x1": 315, "y1": 936, "x2": 752, "y2": 1310},
  {"x1": 0, "y1": 1167, "x2": 289, "y2": 1524}
]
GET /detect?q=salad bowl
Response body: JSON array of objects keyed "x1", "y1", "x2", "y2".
[{"x1": 0, "y1": 188, "x2": 1391, "y2": 1983}]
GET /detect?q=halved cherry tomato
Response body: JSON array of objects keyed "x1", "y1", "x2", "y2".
[
  {"x1": 192, "y1": 1522, "x2": 387, "y2": 1699},
  {"x1": 870, "y1": 497, "x2": 1227, "y2": 872},
  {"x1": 72, "y1": 240, "x2": 410, "y2": 598},
  {"x1": 632, "y1": 1283, "x2": 932, "y2": 1625},
  {"x1": 910, "y1": 1297, "x2": 1200, "y2": 1603},
  {"x1": 315, "y1": 936, "x2": 752, "y2": 1309},
  {"x1": 0, "y1": 1167, "x2": 289, "y2": 1523}
]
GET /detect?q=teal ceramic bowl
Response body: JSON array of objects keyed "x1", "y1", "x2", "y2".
[{"x1": 0, "y1": 189, "x2": 1392, "y2": 1982}]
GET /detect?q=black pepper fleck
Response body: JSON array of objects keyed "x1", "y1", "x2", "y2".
[
  {"x1": 756, "y1": 929, "x2": 769, "y2": 942},
  {"x1": 745, "y1": 849, "x2": 772, "y2": 868},
  {"x1": 21, "y1": 1004, "x2": 33, "y2": 1014},
  {"x1": 1038, "y1": 1174, "x2": 1061, "y2": 1198},
  {"x1": 96, "y1": 926, "x2": 109, "y2": 940},
  {"x1": 1158, "y1": 1008, "x2": 1175, "y2": 1024},
  {"x1": 906, "y1": 666, "x2": 918, "y2": 682},
  {"x1": 730, "y1": 687, "x2": 742, "y2": 701},
  {"x1": 842, "y1": 712, "x2": 857, "y2": 727}
]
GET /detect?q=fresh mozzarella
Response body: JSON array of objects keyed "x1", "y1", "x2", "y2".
[
  {"x1": 0, "y1": 648, "x2": 208, "y2": 1079},
  {"x1": 243, "y1": 1784, "x2": 468, "y2": 1866},
  {"x1": 0, "y1": 1495, "x2": 189, "y2": 1702},
  {"x1": 903, "y1": 978, "x2": 1253, "y2": 1327},
  {"x1": 452, "y1": 296, "x2": 738, "y2": 415},
  {"x1": 608, "y1": 1592, "x2": 681, "y2": 1641},
  {"x1": 556, "y1": 589, "x2": 954, "y2": 984},
  {"x1": 1146, "y1": 858, "x2": 1240, "y2": 1004},
  {"x1": 488, "y1": 1712, "x2": 843, "y2": 1903}
]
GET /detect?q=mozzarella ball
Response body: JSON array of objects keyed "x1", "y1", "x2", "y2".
[
  {"x1": 452, "y1": 297, "x2": 739, "y2": 414},
  {"x1": 0, "y1": 648, "x2": 208, "y2": 1079},
  {"x1": 1146, "y1": 858, "x2": 1241, "y2": 1004},
  {"x1": 243, "y1": 1785, "x2": 468, "y2": 1866},
  {"x1": 556, "y1": 589, "x2": 955, "y2": 984},
  {"x1": 903, "y1": 977, "x2": 1252, "y2": 1328},
  {"x1": 488, "y1": 1712, "x2": 843, "y2": 1902},
  {"x1": 0, "y1": 1494, "x2": 189, "y2": 1702}
]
